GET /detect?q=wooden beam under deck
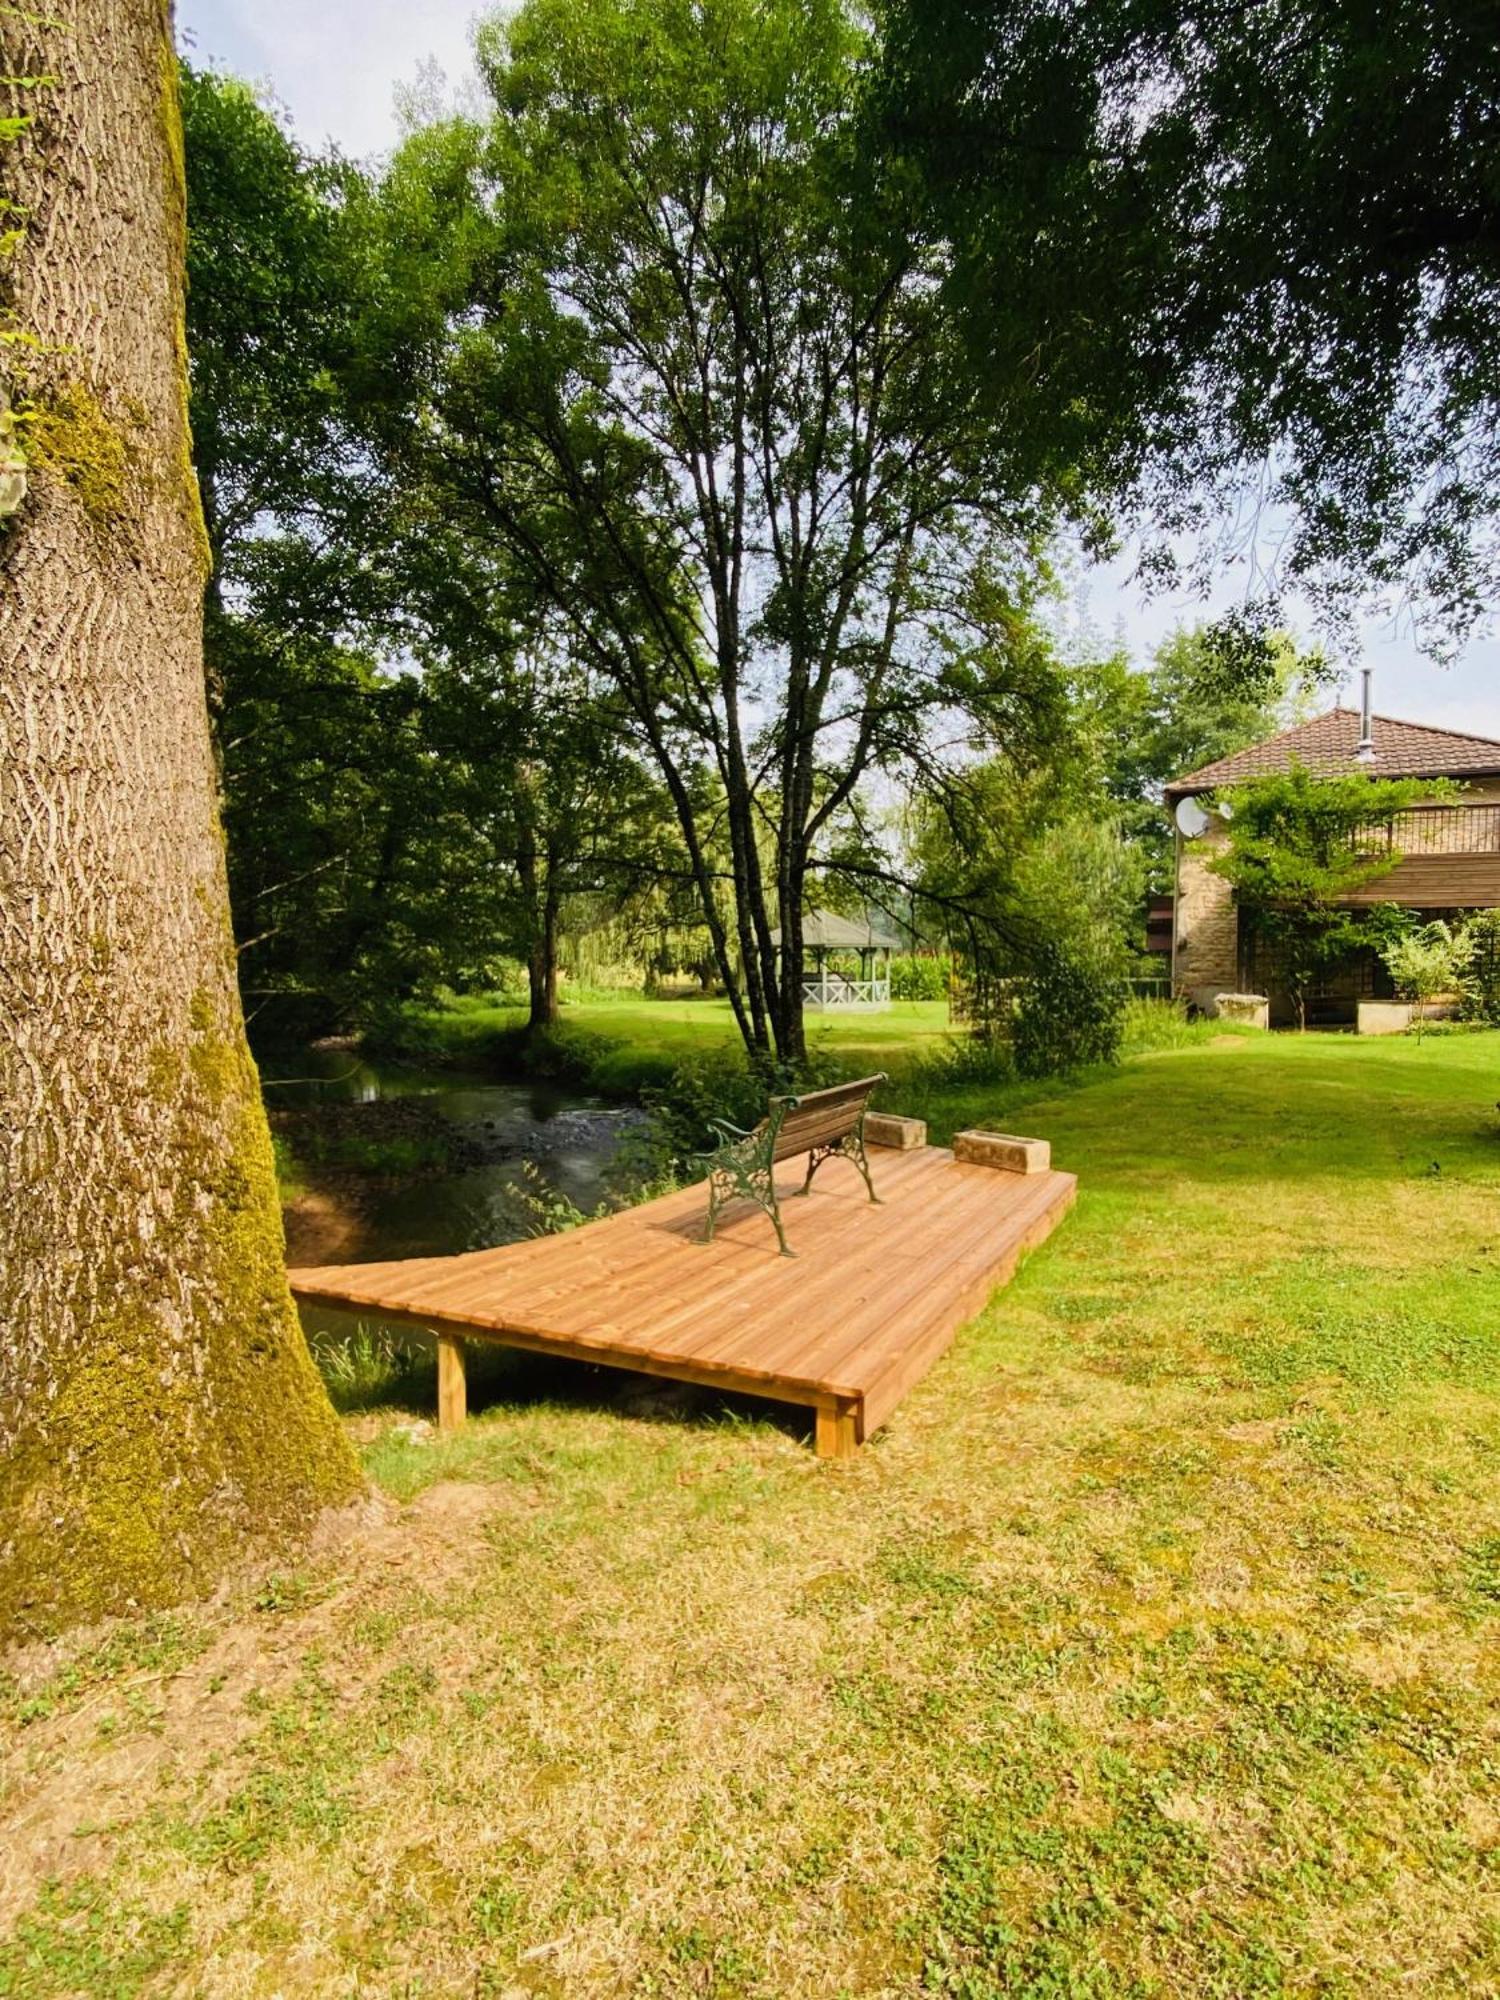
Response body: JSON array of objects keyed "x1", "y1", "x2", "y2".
[{"x1": 289, "y1": 1145, "x2": 1076, "y2": 1455}]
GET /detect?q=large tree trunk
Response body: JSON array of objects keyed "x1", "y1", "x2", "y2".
[
  {"x1": 515, "y1": 808, "x2": 559, "y2": 1032},
  {"x1": 526, "y1": 887, "x2": 560, "y2": 1032},
  {"x1": 0, "y1": 0, "x2": 359, "y2": 1634}
]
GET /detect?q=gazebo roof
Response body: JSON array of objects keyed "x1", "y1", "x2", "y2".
[{"x1": 769, "y1": 910, "x2": 904, "y2": 951}]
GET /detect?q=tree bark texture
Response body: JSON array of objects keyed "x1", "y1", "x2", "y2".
[{"x1": 0, "y1": 0, "x2": 358, "y2": 1634}]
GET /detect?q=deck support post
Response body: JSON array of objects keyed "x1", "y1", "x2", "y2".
[
  {"x1": 437, "y1": 1334, "x2": 467, "y2": 1432},
  {"x1": 815, "y1": 1400, "x2": 859, "y2": 1460}
]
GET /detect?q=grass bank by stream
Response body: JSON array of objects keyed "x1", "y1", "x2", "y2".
[
  {"x1": 366, "y1": 992, "x2": 961, "y2": 1097},
  {"x1": 364, "y1": 989, "x2": 1243, "y2": 1133}
]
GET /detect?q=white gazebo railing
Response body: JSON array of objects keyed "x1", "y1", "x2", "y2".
[{"x1": 802, "y1": 975, "x2": 892, "y2": 1011}]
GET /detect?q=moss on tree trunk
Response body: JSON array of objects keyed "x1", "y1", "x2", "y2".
[{"x1": 0, "y1": 0, "x2": 359, "y2": 1636}]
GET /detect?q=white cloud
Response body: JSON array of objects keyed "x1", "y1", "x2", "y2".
[{"x1": 177, "y1": 0, "x2": 484, "y2": 159}]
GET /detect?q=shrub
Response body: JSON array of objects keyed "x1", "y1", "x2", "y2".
[
  {"x1": 918, "y1": 1034, "x2": 1015, "y2": 1088},
  {"x1": 1122, "y1": 995, "x2": 1197, "y2": 1051},
  {"x1": 1011, "y1": 941, "x2": 1127, "y2": 1078},
  {"x1": 640, "y1": 1044, "x2": 849, "y2": 1173},
  {"x1": 1378, "y1": 919, "x2": 1475, "y2": 1039},
  {"x1": 640, "y1": 1047, "x2": 774, "y2": 1173}
]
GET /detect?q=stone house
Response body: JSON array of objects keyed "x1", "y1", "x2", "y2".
[{"x1": 1165, "y1": 702, "x2": 1500, "y2": 1026}]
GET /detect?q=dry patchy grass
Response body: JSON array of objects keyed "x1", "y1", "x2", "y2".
[{"x1": 3, "y1": 1032, "x2": 1499, "y2": 1996}]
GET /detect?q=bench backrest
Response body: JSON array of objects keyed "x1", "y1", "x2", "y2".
[{"x1": 766, "y1": 1073, "x2": 885, "y2": 1163}]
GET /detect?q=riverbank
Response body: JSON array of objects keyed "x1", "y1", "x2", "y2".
[
  {"x1": 360, "y1": 989, "x2": 1248, "y2": 1144},
  {"x1": 365, "y1": 992, "x2": 957, "y2": 1096},
  {"x1": 265, "y1": 994, "x2": 1258, "y2": 1304}
]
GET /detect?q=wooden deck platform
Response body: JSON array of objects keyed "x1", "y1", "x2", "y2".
[{"x1": 288, "y1": 1144, "x2": 1076, "y2": 1456}]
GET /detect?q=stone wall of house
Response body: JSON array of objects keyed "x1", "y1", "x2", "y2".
[{"x1": 1171, "y1": 821, "x2": 1239, "y2": 995}]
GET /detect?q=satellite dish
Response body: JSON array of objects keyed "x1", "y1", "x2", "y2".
[{"x1": 1175, "y1": 796, "x2": 1211, "y2": 838}]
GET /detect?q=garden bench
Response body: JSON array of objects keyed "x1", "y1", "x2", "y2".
[{"x1": 699, "y1": 1073, "x2": 887, "y2": 1256}]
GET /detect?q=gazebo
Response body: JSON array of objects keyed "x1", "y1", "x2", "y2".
[{"x1": 770, "y1": 910, "x2": 903, "y2": 1011}]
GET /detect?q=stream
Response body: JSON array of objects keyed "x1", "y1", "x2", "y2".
[{"x1": 261, "y1": 1049, "x2": 649, "y2": 1354}]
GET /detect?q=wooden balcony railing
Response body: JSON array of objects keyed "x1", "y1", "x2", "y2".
[{"x1": 1361, "y1": 803, "x2": 1500, "y2": 857}]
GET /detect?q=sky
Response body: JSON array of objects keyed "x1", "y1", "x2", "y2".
[{"x1": 177, "y1": 0, "x2": 1500, "y2": 740}]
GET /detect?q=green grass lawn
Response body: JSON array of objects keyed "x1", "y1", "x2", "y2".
[
  {"x1": 394, "y1": 990, "x2": 957, "y2": 1093},
  {"x1": 4, "y1": 1031, "x2": 1500, "y2": 1995}
]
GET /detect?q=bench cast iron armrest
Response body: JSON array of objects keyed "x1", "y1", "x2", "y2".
[{"x1": 696, "y1": 1101, "x2": 792, "y2": 1256}]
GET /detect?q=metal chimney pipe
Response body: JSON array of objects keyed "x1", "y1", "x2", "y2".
[{"x1": 1355, "y1": 668, "x2": 1375, "y2": 763}]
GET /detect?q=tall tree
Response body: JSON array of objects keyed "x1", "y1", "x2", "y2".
[
  {"x1": 181, "y1": 68, "x2": 512, "y2": 1039},
  {"x1": 179, "y1": 63, "x2": 372, "y2": 605},
  {"x1": 418, "y1": 627, "x2": 683, "y2": 1034},
  {"x1": 384, "y1": 0, "x2": 1074, "y2": 1068},
  {"x1": 878, "y1": 0, "x2": 1500, "y2": 653},
  {"x1": 0, "y1": 1, "x2": 357, "y2": 1632}
]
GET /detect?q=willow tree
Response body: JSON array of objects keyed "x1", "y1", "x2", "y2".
[{"x1": 0, "y1": 0, "x2": 358, "y2": 1633}]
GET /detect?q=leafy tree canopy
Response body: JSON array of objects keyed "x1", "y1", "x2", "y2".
[
  {"x1": 181, "y1": 63, "x2": 374, "y2": 593},
  {"x1": 877, "y1": 0, "x2": 1500, "y2": 654},
  {"x1": 1077, "y1": 623, "x2": 1317, "y2": 894},
  {"x1": 183, "y1": 68, "x2": 511, "y2": 1035}
]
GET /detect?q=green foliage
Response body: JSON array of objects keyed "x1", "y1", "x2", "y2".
[
  {"x1": 1012, "y1": 939, "x2": 1127, "y2": 1078},
  {"x1": 1208, "y1": 767, "x2": 1449, "y2": 1026},
  {"x1": 213, "y1": 623, "x2": 513, "y2": 1036},
  {"x1": 378, "y1": 0, "x2": 1094, "y2": 1064},
  {"x1": 1079, "y1": 624, "x2": 1318, "y2": 895},
  {"x1": 312, "y1": 1322, "x2": 434, "y2": 1413},
  {"x1": 1119, "y1": 994, "x2": 1237, "y2": 1053},
  {"x1": 1011, "y1": 815, "x2": 1144, "y2": 988},
  {"x1": 183, "y1": 69, "x2": 466, "y2": 1034},
  {"x1": 916, "y1": 1034, "x2": 1015, "y2": 1089},
  {"x1": 878, "y1": 0, "x2": 1500, "y2": 653},
  {"x1": 890, "y1": 953, "x2": 952, "y2": 1002},
  {"x1": 639, "y1": 1043, "x2": 845, "y2": 1176},
  {"x1": 639, "y1": 1048, "x2": 782, "y2": 1176},
  {"x1": 183, "y1": 63, "x2": 703, "y2": 1040},
  {"x1": 180, "y1": 63, "x2": 373, "y2": 582},
  {"x1": 1460, "y1": 909, "x2": 1500, "y2": 1026},
  {"x1": 917, "y1": 757, "x2": 1140, "y2": 1071},
  {"x1": 1379, "y1": 920, "x2": 1476, "y2": 1039}
]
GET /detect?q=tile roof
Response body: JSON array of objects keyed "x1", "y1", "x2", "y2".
[{"x1": 1167, "y1": 707, "x2": 1500, "y2": 795}]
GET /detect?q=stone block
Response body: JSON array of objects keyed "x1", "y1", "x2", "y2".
[
  {"x1": 1357, "y1": 1000, "x2": 1413, "y2": 1036},
  {"x1": 953, "y1": 1130, "x2": 1051, "y2": 1174},
  {"x1": 1200, "y1": 988, "x2": 1272, "y2": 1024},
  {"x1": 865, "y1": 1112, "x2": 927, "y2": 1150}
]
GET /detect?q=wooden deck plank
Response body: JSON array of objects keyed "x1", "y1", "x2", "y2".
[
  {"x1": 751, "y1": 1168, "x2": 1070, "y2": 1395},
  {"x1": 288, "y1": 1143, "x2": 1075, "y2": 1451}
]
